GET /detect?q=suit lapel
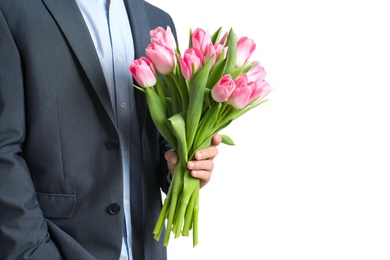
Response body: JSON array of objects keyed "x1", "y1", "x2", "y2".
[
  {"x1": 122, "y1": 2, "x2": 149, "y2": 258},
  {"x1": 42, "y1": 0, "x2": 116, "y2": 126},
  {"x1": 124, "y1": 0, "x2": 150, "y2": 129}
]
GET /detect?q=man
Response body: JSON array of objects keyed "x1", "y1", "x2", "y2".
[{"x1": 0, "y1": 0, "x2": 220, "y2": 259}]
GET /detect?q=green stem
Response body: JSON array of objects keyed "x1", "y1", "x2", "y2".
[
  {"x1": 156, "y1": 77, "x2": 167, "y2": 108},
  {"x1": 153, "y1": 187, "x2": 172, "y2": 240},
  {"x1": 162, "y1": 159, "x2": 185, "y2": 246},
  {"x1": 173, "y1": 194, "x2": 188, "y2": 238},
  {"x1": 220, "y1": 103, "x2": 235, "y2": 121},
  {"x1": 182, "y1": 186, "x2": 197, "y2": 236},
  {"x1": 192, "y1": 190, "x2": 199, "y2": 247},
  {"x1": 171, "y1": 73, "x2": 185, "y2": 106},
  {"x1": 173, "y1": 169, "x2": 198, "y2": 238}
]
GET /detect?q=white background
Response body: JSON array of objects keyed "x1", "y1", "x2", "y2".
[{"x1": 146, "y1": 0, "x2": 390, "y2": 259}]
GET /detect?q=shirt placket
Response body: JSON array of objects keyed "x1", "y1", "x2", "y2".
[{"x1": 108, "y1": 1, "x2": 134, "y2": 259}]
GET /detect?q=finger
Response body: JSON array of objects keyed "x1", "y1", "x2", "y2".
[
  {"x1": 194, "y1": 146, "x2": 219, "y2": 160},
  {"x1": 164, "y1": 149, "x2": 178, "y2": 165},
  {"x1": 165, "y1": 149, "x2": 178, "y2": 175},
  {"x1": 212, "y1": 134, "x2": 222, "y2": 146},
  {"x1": 187, "y1": 159, "x2": 214, "y2": 172},
  {"x1": 190, "y1": 170, "x2": 211, "y2": 188}
]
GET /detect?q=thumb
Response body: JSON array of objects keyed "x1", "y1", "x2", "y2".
[{"x1": 165, "y1": 149, "x2": 178, "y2": 174}]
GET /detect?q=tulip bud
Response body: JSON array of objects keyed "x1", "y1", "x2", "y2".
[
  {"x1": 211, "y1": 74, "x2": 236, "y2": 102},
  {"x1": 192, "y1": 28, "x2": 212, "y2": 54},
  {"x1": 177, "y1": 48, "x2": 203, "y2": 81},
  {"x1": 247, "y1": 61, "x2": 267, "y2": 85},
  {"x1": 129, "y1": 57, "x2": 157, "y2": 88},
  {"x1": 229, "y1": 74, "x2": 253, "y2": 109},
  {"x1": 250, "y1": 80, "x2": 272, "y2": 103},
  {"x1": 146, "y1": 43, "x2": 176, "y2": 75},
  {"x1": 150, "y1": 26, "x2": 177, "y2": 51},
  {"x1": 236, "y1": 36, "x2": 256, "y2": 68}
]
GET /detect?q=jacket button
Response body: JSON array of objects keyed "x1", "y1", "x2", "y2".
[
  {"x1": 107, "y1": 203, "x2": 121, "y2": 215},
  {"x1": 108, "y1": 138, "x2": 119, "y2": 149}
]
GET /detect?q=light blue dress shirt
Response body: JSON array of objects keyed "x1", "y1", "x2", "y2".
[{"x1": 75, "y1": 0, "x2": 135, "y2": 259}]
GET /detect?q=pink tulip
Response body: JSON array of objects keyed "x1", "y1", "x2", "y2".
[
  {"x1": 177, "y1": 48, "x2": 203, "y2": 81},
  {"x1": 192, "y1": 28, "x2": 212, "y2": 54},
  {"x1": 245, "y1": 62, "x2": 272, "y2": 102},
  {"x1": 150, "y1": 26, "x2": 176, "y2": 51},
  {"x1": 236, "y1": 36, "x2": 256, "y2": 68},
  {"x1": 229, "y1": 74, "x2": 255, "y2": 109},
  {"x1": 247, "y1": 61, "x2": 267, "y2": 85},
  {"x1": 213, "y1": 43, "x2": 227, "y2": 60},
  {"x1": 129, "y1": 57, "x2": 157, "y2": 88},
  {"x1": 250, "y1": 80, "x2": 272, "y2": 103},
  {"x1": 211, "y1": 74, "x2": 236, "y2": 102},
  {"x1": 218, "y1": 32, "x2": 230, "y2": 45},
  {"x1": 204, "y1": 43, "x2": 227, "y2": 66},
  {"x1": 146, "y1": 43, "x2": 176, "y2": 75}
]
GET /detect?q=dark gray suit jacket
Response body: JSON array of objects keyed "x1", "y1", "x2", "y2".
[{"x1": 0, "y1": 0, "x2": 176, "y2": 259}]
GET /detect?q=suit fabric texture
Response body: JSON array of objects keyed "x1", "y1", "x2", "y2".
[{"x1": 0, "y1": 0, "x2": 176, "y2": 259}]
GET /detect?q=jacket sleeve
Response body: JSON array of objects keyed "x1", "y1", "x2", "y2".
[
  {"x1": 144, "y1": 1, "x2": 178, "y2": 40},
  {"x1": 0, "y1": 8, "x2": 63, "y2": 259}
]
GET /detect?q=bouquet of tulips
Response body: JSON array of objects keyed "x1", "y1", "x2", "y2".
[{"x1": 130, "y1": 26, "x2": 272, "y2": 247}]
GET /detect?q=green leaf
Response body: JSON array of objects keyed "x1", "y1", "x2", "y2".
[
  {"x1": 206, "y1": 57, "x2": 226, "y2": 89},
  {"x1": 193, "y1": 102, "x2": 221, "y2": 151},
  {"x1": 214, "y1": 118, "x2": 233, "y2": 135},
  {"x1": 144, "y1": 87, "x2": 177, "y2": 148},
  {"x1": 211, "y1": 26, "x2": 223, "y2": 44},
  {"x1": 222, "y1": 28, "x2": 237, "y2": 75},
  {"x1": 202, "y1": 89, "x2": 211, "y2": 109},
  {"x1": 186, "y1": 58, "x2": 214, "y2": 148},
  {"x1": 174, "y1": 63, "x2": 190, "y2": 108},
  {"x1": 165, "y1": 97, "x2": 173, "y2": 117},
  {"x1": 166, "y1": 112, "x2": 188, "y2": 161},
  {"x1": 229, "y1": 98, "x2": 270, "y2": 121},
  {"x1": 188, "y1": 28, "x2": 193, "y2": 49},
  {"x1": 155, "y1": 77, "x2": 167, "y2": 108},
  {"x1": 221, "y1": 134, "x2": 235, "y2": 145}
]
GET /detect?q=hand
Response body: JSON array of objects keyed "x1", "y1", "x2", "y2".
[{"x1": 165, "y1": 134, "x2": 222, "y2": 188}]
